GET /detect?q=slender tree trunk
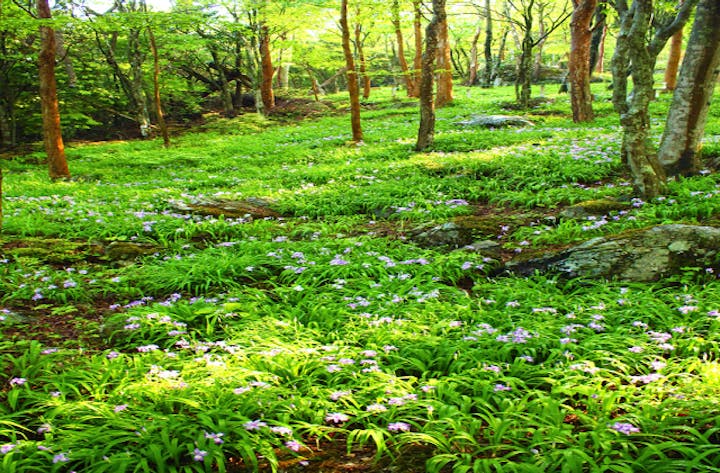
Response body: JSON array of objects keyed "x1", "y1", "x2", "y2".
[
  {"x1": 148, "y1": 27, "x2": 170, "y2": 148},
  {"x1": 0, "y1": 103, "x2": 13, "y2": 149},
  {"x1": 392, "y1": 0, "x2": 415, "y2": 95},
  {"x1": 533, "y1": 4, "x2": 546, "y2": 80},
  {"x1": 307, "y1": 66, "x2": 321, "y2": 101},
  {"x1": 37, "y1": 0, "x2": 70, "y2": 180},
  {"x1": 658, "y1": 0, "x2": 720, "y2": 176},
  {"x1": 465, "y1": 23, "x2": 482, "y2": 86},
  {"x1": 410, "y1": 0, "x2": 423, "y2": 97},
  {"x1": 664, "y1": 26, "x2": 684, "y2": 92},
  {"x1": 415, "y1": 0, "x2": 445, "y2": 151},
  {"x1": 569, "y1": 0, "x2": 597, "y2": 122},
  {"x1": 128, "y1": 28, "x2": 151, "y2": 138},
  {"x1": 341, "y1": 0, "x2": 362, "y2": 142},
  {"x1": 435, "y1": 13, "x2": 453, "y2": 108},
  {"x1": 354, "y1": 15, "x2": 371, "y2": 100},
  {"x1": 517, "y1": 33, "x2": 534, "y2": 108},
  {"x1": 482, "y1": 0, "x2": 493, "y2": 88},
  {"x1": 259, "y1": 24, "x2": 275, "y2": 112},
  {"x1": 493, "y1": 28, "x2": 509, "y2": 84},
  {"x1": 589, "y1": 3, "x2": 607, "y2": 75},
  {"x1": 55, "y1": 31, "x2": 76, "y2": 87},
  {"x1": 594, "y1": 23, "x2": 607, "y2": 73}
]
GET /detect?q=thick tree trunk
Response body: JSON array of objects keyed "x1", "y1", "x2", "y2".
[
  {"x1": 259, "y1": 24, "x2": 275, "y2": 112},
  {"x1": 148, "y1": 27, "x2": 170, "y2": 148},
  {"x1": 37, "y1": 0, "x2": 70, "y2": 180},
  {"x1": 482, "y1": 0, "x2": 493, "y2": 88},
  {"x1": 465, "y1": 23, "x2": 482, "y2": 86},
  {"x1": 610, "y1": 0, "x2": 696, "y2": 197},
  {"x1": 658, "y1": 0, "x2": 720, "y2": 176},
  {"x1": 340, "y1": 0, "x2": 362, "y2": 142},
  {"x1": 569, "y1": 0, "x2": 597, "y2": 122},
  {"x1": 415, "y1": 0, "x2": 444, "y2": 151},
  {"x1": 435, "y1": 14, "x2": 453, "y2": 108},
  {"x1": 664, "y1": 26, "x2": 684, "y2": 92},
  {"x1": 410, "y1": 0, "x2": 423, "y2": 97},
  {"x1": 392, "y1": 0, "x2": 415, "y2": 95}
]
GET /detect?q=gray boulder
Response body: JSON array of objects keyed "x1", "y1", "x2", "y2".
[
  {"x1": 455, "y1": 115, "x2": 535, "y2": 128},
  {"x1": 504, "y1": 224, "x2": 720, "y2": 282}
]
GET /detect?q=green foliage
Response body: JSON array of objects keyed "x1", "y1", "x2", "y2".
[{"x1": 2, "y1": 84, "x2": 720, "y2": 472}]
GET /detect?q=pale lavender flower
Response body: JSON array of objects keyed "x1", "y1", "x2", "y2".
[
  {"x1": 204, "y1": 432, "x2": 225, "y2": 444},
  {"x1": 388, "y1": 422, "x2": 411, "y2": 432},
  {"x1": 270, "y1": 426, "x2": 293, "y2": 436},
  {"x1": 53, "y1": 453, "x2": 69, "y2": 463},
  {"x1": 114, "y1": 405, "x2": 128, "y2": 413},
  {"x1": 366, "y1": 403, "x2": 387, "y2": 413},
  {"x1": 137, "y1": 344, "x2": 159, "y2": 352},
  {"x1": 0, "y1": 444, "x2": 15, "y2": 454},
  {"x1": 325, "y1": 412, "x2": 349, "y2": 424},
  {"x1": 285, "y1": 440, "x2": 302, "y2": 452},
  {"x1": 193, "y1": 448, "x2": 208, "y2": 462},
  {"x1": 243, "y1": 420, "x2": 267, "y2": 431},
  {"x1": 628, "y1": 346, "x2": 644, "y2": 353},
  {"x1": 494, "y1": 384, "x2": 512, "y2": 392},
  {"x1": 9, "y1": 377, "x2": 26, "y2": 386},
  {"x1": 330, "y1": 390, "x2": 350, "y2": 401}
]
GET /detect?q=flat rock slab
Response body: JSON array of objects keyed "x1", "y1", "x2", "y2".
[
  {"x1": 171, "y1": 197, "x2": 281, "y2": 219},
  {"x1": 504, "y1": 224, "x2": 720, "y2": 282},
  {"x1": 455, "y1": 115, "x2": 535, "y2": 128}
]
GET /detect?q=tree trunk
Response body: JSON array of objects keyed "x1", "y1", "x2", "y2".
[
  {"x1": 37, "y1": 0, "x2": 70, "y2": 180},
  {"x1": 55, "y1": 31, "x2": 77, "y2": 88},
  {"x1": 410, "y1": 0, "x2": 423, "y2": 97},
  {"x1": 664, "y1": 26, "x2": 684, "y2": 92},
  {"x1": 533, "y1": 4, "x2": 546, "y2": 80},
  {"x1": 0, "y1": 103, "x2": 14, "y2": 149},
  {"x1": 392, "y1": 0, "x2": 415, "y2": 95},
  {"x1": 593, "y1": 23, "x2": 607, "y2": 73},
  {"x1": 435, "y1": 13, "x2": 453, "y2": 108},
  {"x1": 610, "y1": 0, "x2": 696, "y2": 198},
  {"x1": 517, "y1": 33, "x2": 534, "y2": 108},
  {"x1": 482, "y1": 0, "x2": 493, "y2": 88},
  {"x1": 569, "y1": 0, "x2": 597, "y2": 122},
  {"x1": 148, "y1": 27, "x2": 170, "y2": 148},
  {"x1": 259, "y1": 24, "x2": 275, "y2": 112},
  {"x1": 128, "y1": 28, "x2": 151, "y2": 138},
  {"x1": 341, "y1": 0, "x2": 362, "y2": 142},
  {"x1": 354, "y1": 17, "x2": 371, "y2": 100},
  {"x1": 415, "y1": 0, "x2": 444, "y2": 151},
  {"x1": 658, "y1": 0, "x2": 720, "y2": 176},
  {"x1": 465, "y1": 23, "x2": 482, "y2": 86}
]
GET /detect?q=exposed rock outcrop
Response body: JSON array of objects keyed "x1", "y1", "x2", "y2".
[
  {"x1": 504, "y1": 224, "x2": 720, "y2": 282},
  {"x1": 455, "y1": 115, "x2": 535, "y2": 129},
  {"x1": 170, "y1": 197, "x2": 281, "y2": 219}
]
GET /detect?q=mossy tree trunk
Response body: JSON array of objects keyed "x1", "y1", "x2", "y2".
[
  {"x1": 415, "y1": 0, "x2": 444, "y2": 151},
  {"x1": 569, "y1": 0, "x2": 596, "y2": 122},
  {"x1": 340, "y1": 0, "x2": 362, "y2": 143}
]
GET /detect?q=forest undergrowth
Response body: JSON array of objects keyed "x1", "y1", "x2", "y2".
[{"x1": 3, "y1": 85, "x2": 720, "y2": 472}]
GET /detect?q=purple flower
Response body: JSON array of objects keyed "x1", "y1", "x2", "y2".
[
  {"x1": 329, "y1": 257, "x2": 349, "y2": 266},
  {"x1": 37, "y1": 424, "x2": 52, "y2": 434},
  {"x1": 53, "y1": 453, "x2": 69, "y2": 463},
  {"x1": 9, "y1": 377, "x2": 26, "y2": 386},
  {"x1": 285, "y1": 440, "x2": 302, "y2": 452},
  {"x1": 330, "y1": 390, "x2": 350, "y2": 401},
  {"x1": 270, "y1": 426, "x2": 293, "y2": 436},
  {"x1": 114, "y1": 405, "x2": 128, "y2": 413},
  {"x1": 628, "y1": 346, "x2": 644, "y2": 353},
  {"x1": 387, "y1": 422, "x2": 411, "y2": 432},
  {"x1": 366, "y1": 403, "x2": 387, "y2": 413},
  {"x1": 494, "y1": 384, "x2": 512, "y2": 392},
  {"x1": 1, "y1": 444, "x2": 16, "y2": 454},
  {"x1": 610, "y1": 422, "x2": 640, "y2": 435},
  {"x1": 204, "y1": 432, "x2": 225, "y2": 444},
  {"x1": 325, "y1": 412, "x2": 349, "y2": 424},
  {"x1": 136, "y1": 344, "x2": 159, "y2": 352},
  {"x1": 243, "y1": 420, "x2": 267, "y2": 431},
  {"x1": 193, "y1": 448, "x2": 208, "y2": 462}
]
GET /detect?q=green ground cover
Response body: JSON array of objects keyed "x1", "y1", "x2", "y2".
[{"x1": 2, "y1": 85, "x2": 720, "y2": 472}]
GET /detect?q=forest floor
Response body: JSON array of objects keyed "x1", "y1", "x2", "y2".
[{"x1": 3, "y1": 85, "x2": 720, "y2": 472}]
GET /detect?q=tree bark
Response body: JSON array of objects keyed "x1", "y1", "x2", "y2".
[
  {"x1": 392, "y1": 0, "x2": 415, "y2": 95},
  {"x1": 569, "y1": 0, "x2": 597, "y2": 122},
  {"x1": 341, "y1": 0, "x2": 362, "y2": 142},
  {"x1": 259, "y1": 24, "x2": 275, "y2": 112},
  {"x1": 533, "y1": 3, "x2": 546, "y2": 80},
  {"x1": 593, "y1": 23, "x2": 607, "y2": 73},
  {"x1": 435, "y1": 12, "x2": 453, "y2": 108},
  {"x1": 354, "y1": 14, "x2": 371, "y2": 100},
  {"x1": 415, "y1": 0, "x2": 444, "y2": 151},
  {"x1": 148, "y1": 27, "x2": 170, "y2": 148},
  {"x1": 658, "y1": 0, "x2": 720, "y2": 176},
  {"x1": 410, "y1": 0, "x2": 423, "y2": 97},
  {"x1": 465, "y1": 22, "x2": 482, "y2": 86},
  {"x1": 482, "y1": 0, "x2": 493, "y2": 88},
  {"x1": 610, "y1": 0, "x2": 697, "y2": 198},
  {"x1": 37, "y1": 0, "x2": 70, "y2": 180},
  {"x1": 664, "y1": 26, "x2": 684, "y2": 92}
]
